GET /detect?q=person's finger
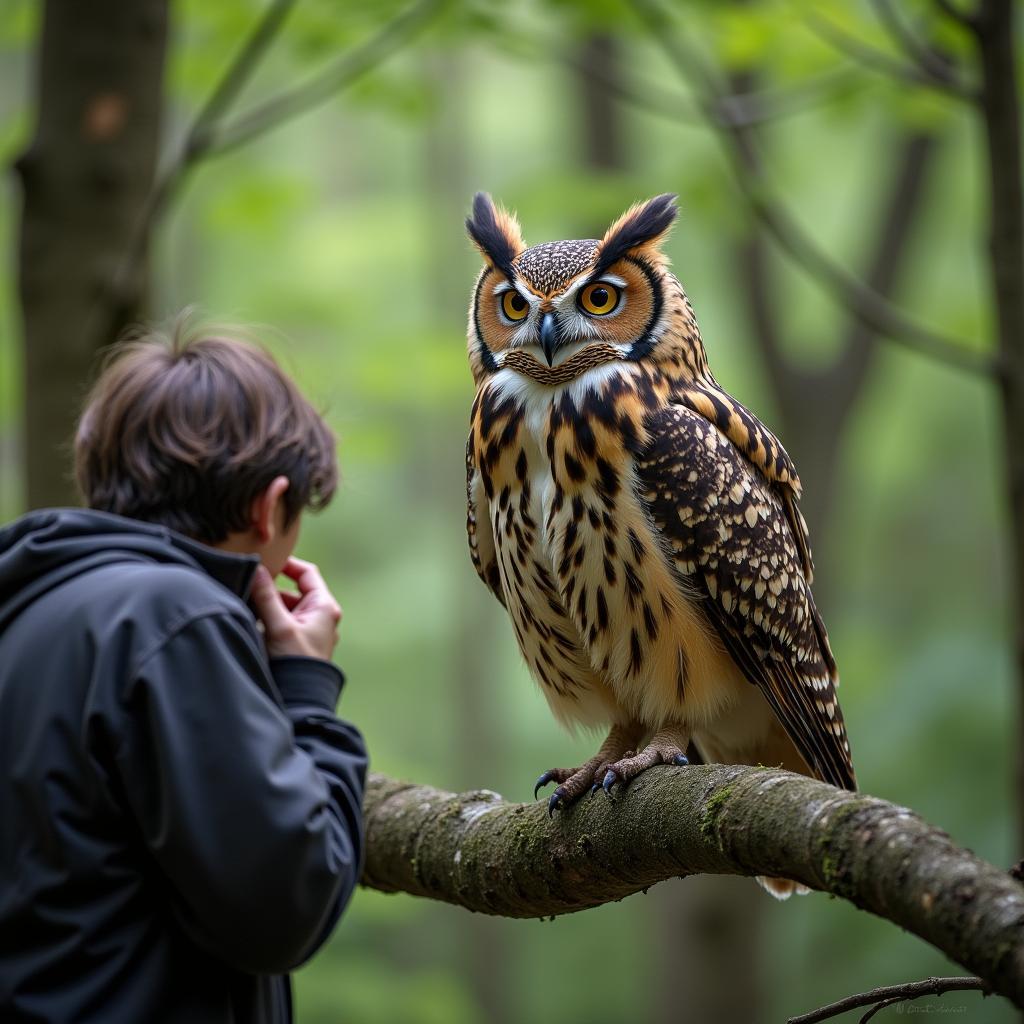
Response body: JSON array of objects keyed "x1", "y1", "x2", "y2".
[
  {"x1": 277, "y1": 588, "x2": 301, "y2": 610},
  {"x1": 250, "y1": 566, "x2": 293, "y2": 634},
  {"x1": 281, "y1": 556, "x2": 330, "y2": 598},
  {"x1": 290, "y1": 588, "x2": 342, "y2": 621}
]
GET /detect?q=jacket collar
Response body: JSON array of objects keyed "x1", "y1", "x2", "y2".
[{"x1": 168, "y1": 532, "x2": 261, "y2": 599}]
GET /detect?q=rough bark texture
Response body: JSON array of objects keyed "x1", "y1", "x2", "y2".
[
  {"x1": 363, "y1": 766, "x2": 1024, "y2": 1008},
  {"x1": 974, "y1": 0, "x2": 1024, "y2": 858},
  {"x1": 15, "y1": 0, "x2": 168, "y2": 509}
]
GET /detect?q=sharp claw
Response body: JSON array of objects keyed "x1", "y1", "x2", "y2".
[
  {"x1": 547, "y1": 790, "x2": 564, "y2": 817},
  {"x1": 602, "y1": 769, "x2": 617, "y2": 798},
  {"x1": 673, "y1": 754, "x2": 690, "y2": 766},
  {"x1": 589, "y1": 783, "x2": 601, "y2": 798},
  {"x1": 534, "y1": 771, "x2": 556, "y2": 801}
]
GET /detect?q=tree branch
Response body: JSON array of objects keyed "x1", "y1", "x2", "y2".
[
  {"x1": 869, "y1": 0, "x2": 968, "y2": 92},
  {"x1": 362, "y1": 766, "x2": 1024, "y2": 1007},
  {"x1": 627, "y1": 0, "x2": 997, "y2": 380},
  {"x1": 87, "y1": 0, "x2": 298, "y2": 351},
  {"x1": 931, "y1": 0, "x2": 979, "y2": 29},
  {"x1": 556, "y1": 45, "x2": 858, "y2": 129},
  {"x1": 788, "y1": 975, "x2": 989, "y2": 1024},
  {"x1": 187, "y1": 0, "x2": 298, "y2": 155},
  {"x1": 91, "y1": 0, "x2": 441, "y2": 353},
  {"x1": 201, "y1": 0, "x2": 442, "y2": 158},
  {"x1": 133, "y1": 0, "x2": 299, "y2": 276},
  {"x1": 830, "y1": 131, "x2": 939, "y2": 419},
  {"x1": 803, "y1": 8, "x2": 976, "y2": 100}
]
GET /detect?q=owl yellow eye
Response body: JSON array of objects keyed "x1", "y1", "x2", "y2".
[
  {"x1": 579, "y1": 282, "x2": 620, "y2": 316},
  {"x1": 501, "y1": 290, "x2": 529, "y2": 321}
]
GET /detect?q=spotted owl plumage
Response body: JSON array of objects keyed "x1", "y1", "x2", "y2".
[{"x1": 463, "y1": 193, "x2": 855, "y2": 893}]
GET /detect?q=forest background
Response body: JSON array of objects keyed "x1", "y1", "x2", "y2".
[{"x1": 0, "y1": 1, "x2": 1017, "y2": 1021}]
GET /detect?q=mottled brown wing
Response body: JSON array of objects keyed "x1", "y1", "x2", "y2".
[
  {"x1": 637, "y1": 403, "x2": 855, "y2": 790},
  {"x1": 466, "y1": 433, "x2": 506, "y2": 608},
  {"x1": 679, "y1": 383, "x2": 815, "y2": 582}
]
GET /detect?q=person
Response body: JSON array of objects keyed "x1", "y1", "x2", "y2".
[{"x1": 0, "y1": 318, "x2": 367, "y2": 1023}]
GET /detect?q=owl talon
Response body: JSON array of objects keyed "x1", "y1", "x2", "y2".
[
  {"x1": 547, "y1": 790, "x2": 565, "y2": 817},
  {"x1": 673, "y1": 754, "x2": 690, "y2": 766},
  {"x1": 589, "y1": 783, "x2": 601, "y2": 798},
  {"x1": 602, "y1": 769, "x2": 618, "y2": 798},
  {"x1": 534, "y1": 771, "x2": 557, "y2": 801}
]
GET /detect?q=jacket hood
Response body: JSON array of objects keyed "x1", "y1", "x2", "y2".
[{"x1": 0, "y1": 508, "x2": 259, "y2": 632}]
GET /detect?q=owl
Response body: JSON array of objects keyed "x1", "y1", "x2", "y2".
[{"x1": 463, "y1": 193, "x2": 855, "y2": 895}]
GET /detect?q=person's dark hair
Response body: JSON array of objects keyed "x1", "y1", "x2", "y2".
[{"x1": 74, "y1": 314, "x2": 338, "y2": 543}]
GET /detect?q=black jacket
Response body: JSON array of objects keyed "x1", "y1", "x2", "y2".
[{"x1": 0, "y1": 509, "x2": 368, "y2": 1023}]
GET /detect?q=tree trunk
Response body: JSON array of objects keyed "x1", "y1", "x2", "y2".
[
  {"x1": 974, "y1": 0, "x2": 1024, "y2": 858},
  {"x1": 14, "y1": 0, "x2": 168, "y2": 510},
  {"x1": 573, "y1": 33, "x2": 626, "y2": 175}
]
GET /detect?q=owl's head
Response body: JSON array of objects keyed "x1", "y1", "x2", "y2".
[{"x1": 465, "y1": 193, "x2": 704, "y2": 386}]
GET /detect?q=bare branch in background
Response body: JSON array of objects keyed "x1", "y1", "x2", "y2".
[
  {"x1": 559, "y1": 46, "x2": 858, "y2": 128},
  {"x1": 93, "y1": 0, "x2": 442, "y2": 350},
  {"x1": 869, "y1": 0, "x2": 968, "y2": 90},
  {"x1": 930, "y1": 0, "x2": 980, "y2": 28},
  {"x1": 828, "y1": 132, "x2": 938, "y2": 418},
  {"x1": 120, "y1": 0, "x2": 299, "y2": 287},
  {"x1": 788, "y1": 975, "x2": 989, "y2": 1024},
  {"x1": 627, "y1": 0, "x2": 995, "y2": 379},
  {"x1": 803, "y1": 8, "x2": 976, "y2": 100},
  {"x1": 204, "y1": 0, "x2": 442, "y2": 156},
  {"x1": 187, "y1": 0, "x2": 299, "y2": 153}
]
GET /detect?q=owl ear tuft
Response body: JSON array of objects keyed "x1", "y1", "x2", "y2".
[
  {"x1": 595, "y1": 193, "x2": 678, "y2": 274},
  {"x1": 466, "y1": 192, "x2": 525, "y2": 278}
]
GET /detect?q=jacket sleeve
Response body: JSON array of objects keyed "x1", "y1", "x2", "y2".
[{"x1": 113, "y1": 610, "x2": 367, "y2": 974}]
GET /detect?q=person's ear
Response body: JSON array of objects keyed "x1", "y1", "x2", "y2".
[{"x1": 251, "y1": 476, "x2": 290, "y2": 543}]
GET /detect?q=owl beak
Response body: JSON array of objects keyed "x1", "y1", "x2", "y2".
[{"x1": 539, "y1": 312, "x2": 560, "y2": 366}]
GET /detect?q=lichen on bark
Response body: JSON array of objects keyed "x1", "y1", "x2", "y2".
[{"x1": 361, "y1": 766, "x2": 1024, "y2": 1009}]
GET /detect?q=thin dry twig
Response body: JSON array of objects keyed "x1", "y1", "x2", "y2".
[
  {"x1": 788, "y1": 975, "x2": 989, "y2": 1024},
  {"x1": 628, "y1": 0, "x2": 996, "y2": 379}
]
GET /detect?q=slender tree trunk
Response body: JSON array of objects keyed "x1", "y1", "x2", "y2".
[
  {"x1": 14, "y1": 0, "x2": 168, "y2": 510},
  {"x1": 573, "y1": 33, "x2": 626, "y2": 175},
  {"x1": 974, "y1": 0, "x2": 1024, "y2": 856}
]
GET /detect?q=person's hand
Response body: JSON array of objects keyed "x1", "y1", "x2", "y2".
[{"x1": 250, "y1": 557, "x2": 342, "y2": 661}]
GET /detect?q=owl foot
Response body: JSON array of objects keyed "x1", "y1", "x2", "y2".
[
  {"x1": 600, "y1": 735, "x2": 690, "y2": 798},
  {"x1": 534, "y1": 762, "x2": 606, "y2": 816},
  {"x1": 533, "y1": 722, "x2": 647, "y2": 815}
]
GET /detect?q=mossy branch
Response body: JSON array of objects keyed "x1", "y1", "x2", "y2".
[{"x1": 361, "y1": 765, "x2": 1024, "y2": 1009}]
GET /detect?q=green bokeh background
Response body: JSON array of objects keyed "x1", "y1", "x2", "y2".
[{"x1": 0, "y1": 1, "x2": 1016, "y2": 1021}]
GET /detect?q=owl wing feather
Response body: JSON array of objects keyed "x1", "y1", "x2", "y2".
[
  {"x1": 466, "y1": 432, "x2": 506, "y2": 608},
  {"x1": 679, "y1": 383, "x2": 815, "y2": 583},
  {"x1": 637, "y1": 402, "x2": 855, "y2": 791}
]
